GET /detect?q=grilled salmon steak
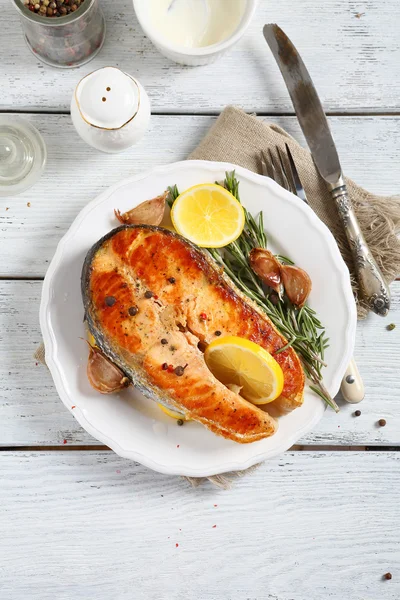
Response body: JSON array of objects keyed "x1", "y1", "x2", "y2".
[{"x1": 82, "y1": 225, "x2": 305, "y2": 443}]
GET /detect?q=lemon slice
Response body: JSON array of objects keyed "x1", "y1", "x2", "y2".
[
  {"x1": 204, "y1": 336, "x2": 284, "y2": 405},
  {"x1": 170, "y1": 183, "x2": 245, "y2": 248},
  {"x1": 158, "y1": 403, "x2": 185, "y2": 420}
]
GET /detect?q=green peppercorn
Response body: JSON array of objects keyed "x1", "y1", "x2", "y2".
[{"x1": 387, "y1": 323, "x2": 396, "y2": 331}]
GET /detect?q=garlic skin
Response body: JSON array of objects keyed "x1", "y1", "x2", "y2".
[
  {"x1": 249, "y1": 248, "x2": 282, "y2": 293},
  {"x1": 249, "y1": 248, "x2": 312, "y2": 307},
  {"x1": 87, "y1": 343, "x2": 130, "y2": 394},
  {"x1": 114, "y1": 192, "x2": 167, "y2": 226},
  {"x1": 281, "y1": 265, "x2": 312, "y2": 308}
]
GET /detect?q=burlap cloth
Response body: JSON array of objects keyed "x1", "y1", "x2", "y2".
[{"x1": 35, "y1": 106, "x2": 400, "y2": 488}]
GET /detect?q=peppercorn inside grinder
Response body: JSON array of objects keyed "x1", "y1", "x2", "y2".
[
  {"x1": 71, "y1": 67, "x2": 151, "y2": 153},
  {"x1": 12, "y1": 0, "x2": 105, "y2": 68}
]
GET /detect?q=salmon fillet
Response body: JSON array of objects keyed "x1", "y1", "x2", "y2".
[{"x1": 82, "y1": 225, "x2": 305, "y2": 443}]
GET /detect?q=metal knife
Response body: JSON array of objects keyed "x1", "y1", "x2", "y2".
[{"x1": 263, "y1": 24, "x2": 390, "y2": 317}]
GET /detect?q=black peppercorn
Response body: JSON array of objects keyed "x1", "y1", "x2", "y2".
[
  {"x1": 162, "y1": 363, "x2": 168, "y2": 370},
  {"x1": 378, "y1": 419, "x2": 387, "y2": 427},
  {"x1": 215, "y1": 331, "x2": 222, "y2": 337},
  {"x1": 105, "y1": 296, "x2": 116, "y2": 307},
  {"x1": 270, "y1": 293, "x2": 280, "y2": 306},
  {"x1": 128, "y1": 306, "x2": 139, "y2": 316},
  {"x1": 354, "y1": 410, "x2": 361, "y2": 417},
  {"x1": 168, "y1": 277, "x2": 176, "y2": 284},
  {"x1": 177, "y1": 419, "x2": 184, "y2": 426},
  {"x1": 144, "y1": 291, "x2": 153, "y2": 299},
  {"x1": 161, "y1": 338, "x2": 168, "y2": 345},
  {"x1": 174, "y1": 366, "x2": 185, "y2": 376},
  {"x1": 384, "y1": 572, "x2": 392, "y2": 580}
]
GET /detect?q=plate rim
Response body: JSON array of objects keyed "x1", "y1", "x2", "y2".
[{"x1": 40, "y1": 160, "x2": 356, "y2": 476}]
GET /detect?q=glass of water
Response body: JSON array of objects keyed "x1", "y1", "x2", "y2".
[{"x1": 0, "y1": 116, "x2": 47, "y2": 197}]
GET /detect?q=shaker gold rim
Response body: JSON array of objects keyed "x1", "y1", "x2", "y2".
[{"x1": 74, "y1": 67, "x2": 141, "y2": 131}]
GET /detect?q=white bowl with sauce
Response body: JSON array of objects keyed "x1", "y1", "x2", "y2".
[{"x1": 133, "y1": 0, "x2": 258, "y2": 66}]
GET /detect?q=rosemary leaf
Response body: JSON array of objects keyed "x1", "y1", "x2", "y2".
[{"x1": 166, "y1": 185, "x2": 179, "y2": 208}]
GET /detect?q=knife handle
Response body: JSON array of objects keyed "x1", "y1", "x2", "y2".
[
  {"x1": 340, "y1": 358, "x2": 365, "y2": 404},
  {"x1": 330, "y1": 183, "x2": 390, "y2": 316}
]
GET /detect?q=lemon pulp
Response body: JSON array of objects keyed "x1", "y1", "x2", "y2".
[
  {"x1": 204, "y1": 336, "x2": 284, "y2": 405},
  {"x1": 170, "y1": 183, "x2": 245, "y2": 248}
]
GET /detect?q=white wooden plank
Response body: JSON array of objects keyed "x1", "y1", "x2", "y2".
[
  {"x1": 1, "y1": 280, "x2": 399, "y2": 447},
  {"x1": 1, "y1": 113, "x2": 399, "y2": 278},
  {"x1": 2, "y1": 0, "x2": 400, "y2": 113},
  {"x1": 0, "y1": 451, "x2": 399, "y2": 600}
]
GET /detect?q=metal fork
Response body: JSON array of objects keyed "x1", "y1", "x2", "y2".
[
  {"x1": 259, "y1": 144, "x2": 364, "y2": 405},
  {"x1": 260, "y1": 143, "x2": 308, "y2": 204}
]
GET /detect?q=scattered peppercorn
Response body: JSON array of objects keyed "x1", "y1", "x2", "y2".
[
  {"x1": 199, "y1": 312, "x2": 207, "y2": 321},
  {"x1": 105, "y1": 296, "x2": 116, "y2": 307},
  {"x1": 177, "y1": 419, "x2": 184, "y2": 426},
  {"x1": 354, "y1": 410, "x2": 361, "y2": 417},
  {"x1": 174, "y1": 363, "x2": 188, "y2": 376},
  {"x1": 144, "y1": 290, "x2": 153, "y2": 299},
  {"x1": 128, "y1": 306, "x2": 139, "y2": 316},
  {"x1": 154, "y1": 294, "x2": 159, "y2": 300},
  {"x1": 215, "y1": 331, "x2": 222, "y2": 336},
  {"x1": 161, "y1": 338, "x2": 168, "y2": 345},
  {"x1": 387, "y1": 323, "x2": 396, "y2": 331},
  {"x1": 162, "y1": 363, "x2": 168, "y2": 370},
  {"x1": 384, "y1": 572, "x2": 392, "y2": 580},
  {"x1": 167, "y1": 364, "x2": 174, "y2": 373},
  {"x1": 270, "y1": 293, "x2": 279, "y2": 306},
  {"x1": 168, "y1": 277, "x2": 176, "y2": 284},
  {"x1": 378, "y1": 419, "x2": 387, "y2": 427}
]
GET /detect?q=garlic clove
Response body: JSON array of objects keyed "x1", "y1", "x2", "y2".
[
  {"x1": 249, "y1": 248, "x2": 282, "y2": 293},
  {"x1": 281, "y1": 265, "x2": 312, "y2": 308},
  {"x1": 114, "y1": 191, "x2": 167, "y2": 226},
  {"x1": 86, "y1": 343, "x2": 130, "y2": 394}
]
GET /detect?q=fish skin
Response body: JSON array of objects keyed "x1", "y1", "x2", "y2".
[{"x1": 82, "y1": 225, "x2": 305, "y2": 443}]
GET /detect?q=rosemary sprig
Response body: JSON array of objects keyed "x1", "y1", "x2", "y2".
[{"x1": 220, "y1": 171, "x2": 338, "y2": 412}]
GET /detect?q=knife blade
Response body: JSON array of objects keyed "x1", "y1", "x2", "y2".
[{"x1": 263, "y1": 23, "x2": 390, "y2": 317}]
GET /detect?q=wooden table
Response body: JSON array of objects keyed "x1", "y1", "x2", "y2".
[{"x1": 1, "y1": 1, "x2": 399, "y2": 598}]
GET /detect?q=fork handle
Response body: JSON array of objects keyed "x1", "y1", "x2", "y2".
[{"x1": 330, "y1": 181, "x2": 390, "y2": 316}]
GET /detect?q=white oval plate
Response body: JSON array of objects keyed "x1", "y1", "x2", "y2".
[{"x1": 40, "y1": 160, "x2": 356, "y2": 477}]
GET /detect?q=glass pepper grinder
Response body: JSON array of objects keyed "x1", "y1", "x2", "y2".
[{"x1": 12, "y1": 0, "x2": 106, "y2": 68}]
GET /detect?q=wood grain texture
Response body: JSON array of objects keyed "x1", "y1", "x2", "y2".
[
  {"x1": 1, "y1": 451, "x2": 399, "y2": 600},
  {"x1": 0, "y1": 113, "x2": 399, "y2": 278},
  {"x1": 2, "y1": 0, "x2": 400, "y2": 113},
  {"x1": 1, "y1": 280, "x2": 398, "y2": 447}
]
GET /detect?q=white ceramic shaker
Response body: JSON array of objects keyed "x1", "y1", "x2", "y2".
[{"x1": 71, "y1": 66, "x2": 151, "y2": 153}]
